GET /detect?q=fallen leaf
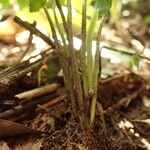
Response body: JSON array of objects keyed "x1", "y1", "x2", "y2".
[
  {"x1": 0, "y1": 119, "x2": 46, "y2": 138},
  {"x1": 0, "y1": 141, "x2": 10, "y2": 150}
]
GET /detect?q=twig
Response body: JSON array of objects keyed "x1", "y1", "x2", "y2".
[
  {"x1": 0, "y1": 48, "x2": 54, "y2": 79},
  {"x1": 104, "y1": 85, "x2": 145, "y2": 115},
  {"x1": 0, "y1": 92, "x2": 58, "y2": 119},
  {"x1": 14, "y1": 16, "x2": 55, "y2": 48},
  {"x1": 14, "y1": 16, "x2": 67, "y2": 58},
  {"x1": 102, "y1": 46, "x2": 150, "y2": 62},
  {"x1": 100, "y1": 72, "x2": 131, "y2": 84},
  {"x1": 16, "y1": 50, "x2": 57, "y2": 78},
  {"x1": 17, "y1": 21, "x2": 36, "y2": 63},
  {"x1": 15, "y1": 83, "x2": 60, "y2": 101},
  {"x1": 0, "y1": 51, "x2": 57, "y2": 96},
  {"x1": 41, "y1": 94, "x2": 66, "y2": 107}
]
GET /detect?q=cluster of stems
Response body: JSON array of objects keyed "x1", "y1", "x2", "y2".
[{"x1": 43, "y1": 0, "x2": 105, "y2": 127}]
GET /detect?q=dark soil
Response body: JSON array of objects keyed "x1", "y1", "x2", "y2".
[
  {"x1": 40, "y1": 73, "x2": 150, "y2": 150},
  {"x1": 0, "y1": 1, "x2": 150, "y2": 149}
]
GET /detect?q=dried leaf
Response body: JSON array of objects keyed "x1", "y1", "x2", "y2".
[
  {"x1": 0, "y1": 119, "x2": 45, "y2": 138},
  {"x1": 0, "y1": 141, "x2": 10, "y2": 150}
]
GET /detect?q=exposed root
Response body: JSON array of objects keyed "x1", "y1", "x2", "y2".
[{"x1": 41, "y1": 118, "x2": 119, "y2": 150}]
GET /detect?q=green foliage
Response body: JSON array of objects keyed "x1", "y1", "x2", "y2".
[
  {"x1": 0, "y1": 0, "x2": 112, "y2": 125},
  {"x1": 131, "y1": 53, "x2": 140, "y2": 70},
  {"x1": 144, "y1": 15, "x2": 150, "y2": 23},
  {"x1": 86, "y1": 0, "x2": 112, "y2": 91},
  {"x1": 17, "y1": 0, "x2": 29, "y2": 8},
  {"x1": 0, "y1": 0, "x2": 29, "y2": 9},
  {"x1": 59, "y1": 0, "x2": 66, "y2": 5},
  {"x1": 37, "y1": 60, "x2": 60, "y2": 86},
  {"x1": 46, "y1": 60, "x2": 60, "y2": 81},
  {"x1": 90, "y1": 17, "x2": 104, "y2": 124},
  {"x1": 86, "y1": 0, "x2": 112, "y2": 123},
  {"x1": 86, "y1": 10, "x2": 98, "y2": 91},
  {"x1": 0, "y1": 0, "x2": 9, "y2": 9},
  {"x1": 29, "y1": 0, "x2": 47, "y2": 12},
  {"x1": 29, "y1": 0, "x2": 66, "y2": 12},
  {"x1": 96, "y1": 0, "x2": 112, "y2": 15}
]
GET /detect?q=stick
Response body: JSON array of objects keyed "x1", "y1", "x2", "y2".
[
  {"x1": 14, "y1": 16, "x2": 55, "y2": 49},
  {"x1": 17, "y1": 21, "x2": 36, "y2": 63},
  {"x1": 104, "y1": 85, "x2": 144, "y2": 115},
  {"x1": 102, "y1": 46, "x2": 150, "y2": 62},
  {"x1": 0, "y1": 93, "x2": 58, "y2": 119},
  {"x1": 15, "y1": 83, "x2": 60, "y2": 101},
  {"x1": 0, "y1": 51, "x2": 57, "y2": 96},
  {"x1": 41, "y1": 94, "x2": 66, "y2": 108}
]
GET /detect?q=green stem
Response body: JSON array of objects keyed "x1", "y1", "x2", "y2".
[
  {"x1": 43, "y1": 6, "x2": 58, "y2": 42},
  {"x1": 86, "y1": 10, "x2": 98, "y2": 91},
  {"x1": 43, "y1": 6, "x2": 67, "y2": 58},
  {"x1": 111, "y1": 0, "x2": 121, "y2": 30},
  {"x1": 90, "y1": 17, "x2": 104, "y2": 124},
  {"x1": 43, "y1": 5, "x2": 77, "y2": 114},
  {"x1": 55, "y1": 0, "x2": 68, "y2": 33},
  {"x1": 52, "y1": 3, "x2": 67, "y2": 51}
]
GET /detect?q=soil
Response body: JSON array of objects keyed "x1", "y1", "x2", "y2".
[
  {"x1": 0, "y1": 67, "x2": 150, "y2": 150},
  {"x1": 0, "y1": 1, "x2": 150, "y2": 149},
  {"x1": 2, "y1": 72, "x2": 148, "y2": 150},
  {"x1": 40, "y1": 73, "x2": 150, "y2": 150}
]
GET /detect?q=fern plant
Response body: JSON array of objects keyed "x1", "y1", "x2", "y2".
[{"x1": 0, "y1": 0, "x2": 112, "y2": 128}]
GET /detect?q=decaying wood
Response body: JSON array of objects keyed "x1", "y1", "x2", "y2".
[
  {"x1": 14, "y1": 16, "x2": 85, "y2": 120},
  {"x1": 14, "y1": 17, "x2": 82, "y2": 118},
  {"x1": 0, "y1": 92, "x2": 58, "y2": 119},
  {"x1": 0, "y1": 50, "x2": 57, "y2": 97},
  {"x1": 37, "y1": 94, "x2": 66, "y2": 112},
  {"x1": 40, "y1": 94, "x2": 66, "y2": 108},
  {"x1": 104, "y1": 85, "x2": 145, "y2": 115},
  {"x1": 15, "y1": 83, "x2": 60, "y2": 101}
]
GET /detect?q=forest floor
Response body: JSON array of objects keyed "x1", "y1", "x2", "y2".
[{"x1": 0, "y1": 2, "x2": 150, "y2": 150}]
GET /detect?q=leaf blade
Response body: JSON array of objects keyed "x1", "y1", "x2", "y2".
[
  {"x1": 96, "y1": 0, "x2": 112, "y2": 15},
  {"x1": 29, "y1": 0, "x2": 47, "y2": 12}
]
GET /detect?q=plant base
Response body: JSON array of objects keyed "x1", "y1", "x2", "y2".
[{"x1": 42, "y1": 117, "x2": 118, "y2": 150}]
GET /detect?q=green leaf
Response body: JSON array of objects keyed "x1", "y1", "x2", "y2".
[
  {"x1": 29, "y1": 0, "x2": 47, "y2": 12},
  {"x1": 0, "y1": 0, "x2": 9, "y2": 9},
  {"x1": 96, "y1": 0, "x2": 112, "y2": 15},
  {"x1": 47, "y1": 59, "x2": 60, "y2": 81},
  {"x1": 17, "y1": 0, "x2": 29, "y2": 8},
  {"x1": 46, "y1": 0, "x2": 66, "y2": 8},
  {"x1": 59, "y1": 0, "x2": 66, "y2": 5},
  {"x1": 131, "y1": 53, "x2": 140, "y2": 70}
]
